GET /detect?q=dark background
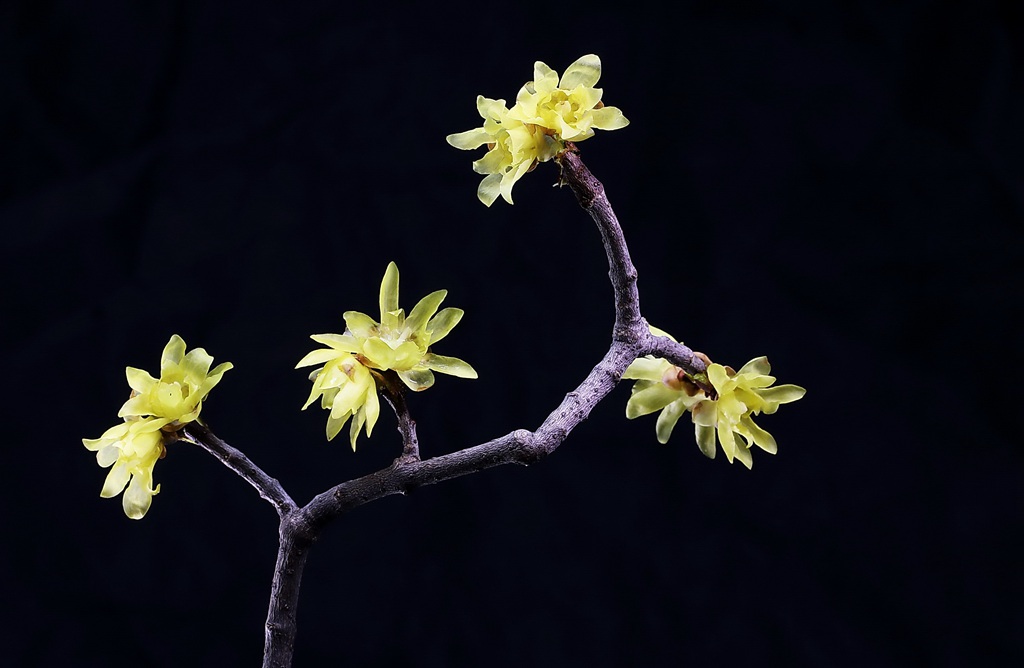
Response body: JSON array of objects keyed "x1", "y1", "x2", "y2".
[{"x1": 2, "y1": 1, "x2": 1022, "y2": 666}]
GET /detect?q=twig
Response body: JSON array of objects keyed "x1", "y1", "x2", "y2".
[
  {"x1": 377, "y1": 370, "x2": 421, "y2": 463},
  {"x1": 182, "y1": 422, "x2": 297, "y2": 517}
]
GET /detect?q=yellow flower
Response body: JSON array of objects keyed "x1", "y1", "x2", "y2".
[
  {"x1": 507, "y1": 54, "x2": 629, "y2": 143},
  {"x1": 82, "y1": 417, "x2": 167, "y2": 519},
  {"x1": 446, "y1": 96, "x2": 558, "y2": 206},
  {"x1": 83, "y1": 335, "x2": 231, "y2": 518},
  {"x1": 625, "y1": 333, "x2": 805, "y2": 469},
  {"x1": 297, "y1": 262, "x2": 477, "y2": 449},
  {"x1": 118, "y1": 334, "x2": 233, "y2": 427},
  {"x1": 298, "y1": 352, "x2": 381, "y2": 449},
  {"x1": 447, "y1": 54, "x2": 627, "y2": 206},
  {"x1": 689, "y1": 358, "x2": 806, "y2": 469}
]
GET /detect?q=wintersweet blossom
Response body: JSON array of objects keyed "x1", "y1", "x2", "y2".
[
  {"x1": 297, "y1": 262, "x2": 477, "y2": 449},
  {"x1": 507, "y1": 54, "x2": 629, "y2": 143},
  {"x1": 118, "y1": 334, "x2": 233, "y2": 427},
  {"x1": 447, "y1": 54, "x2": 628, "y2": 206},
  {"x1": 625, "y1": 334, "x2": 804, "y2": 469},
  {"x1": 83, "y1": 417, "x2": 168, "y2": 519},
  {"x1": 446, "y1": 96, "x2": 558, "y2": 206},
  {"x1": 83, "y1": 335, "x2": 231, "y2": 518}
]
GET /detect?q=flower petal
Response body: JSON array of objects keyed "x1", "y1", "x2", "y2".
[
  {"x1": 379, "y1": 262, "x2": 400, "y2": 321},
  {"x1": 740, "y1": 416, "x2": 777, "y2": 454},
  {"x1": 398, "y1": 367, "x2": 435, "y2": 392},
  {"x1": 405, "y1": 290, "x2": 447, "y2": 335},
  {"x1": 756, "y1": 385, "x2": 807, "y2": 413},
  {"x1": 446, "y1": 128, "x2": 492, "y2": 150},
  {"x1": 160, "y1": 335, "x2": 186, "y2": 375},
  {"x1": 296, "y1": 348, "x2": 344, "y2": 369},
  {"x1": 310, "y1": 333, "x2": 362, "y2": 351},
  {"x1": 422, "y1": 353, "x2": 477, "y2": 378},
  {"x1": 477, "y1": 173, "x2": 502, "y2": 207},
  {"x1": 559, "y1": 54, "x2": 602, "y2": 89},
  {"x1": 100, "y1": 462, "x2": 131, "y2": 498},
  {"x1": 655, "y1": 399, "x2": 686, "y2": 444},
  {"x1": 342, "y1": 312, "x2": 379, "y2": 339},
  {"x1": 695, "y1": 424, "x2": 717, "y2": 459},
  {"x1": 623, "y1": 356, "x2": 671, "y2": 381},
  {"x1": 737, "y1": 356, "x2": 771, "y2": 377},
  {"x1": 626, "y1": 383, "x2": 679, "y2": 418},
  {"x1": 426, "y1": 308, "x2": 464, "y2": 344}
]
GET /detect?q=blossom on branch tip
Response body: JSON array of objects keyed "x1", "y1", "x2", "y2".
[
  {"x1": 82, "y1": 334, "x2": 232, "y2": 519},
  {"x1": 624, "y1": 331, "x2": 804, "y2": 469},
  {"x1": 297, "y1": 261, "x2": 477, "y2": 450},
  {"x1": 118, "y1": 334, "x2": 233, "y2": 427},
  {"x1": 447, "y1": 54, "x2": 628, "y2": 206}
]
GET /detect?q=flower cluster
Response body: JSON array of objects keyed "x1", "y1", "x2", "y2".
[
  {"x1": 624, "y1": 330, "x2": 804, "y2": 469},
  {"x1": 82, "y1": 335, "x2": 232, "y2": 518},
  {"x1": 297, "y1": 262, "x2": 477, "y2": 450},
  {"x1": 447, "y1": 54, "x2": 628, "y2": 206}
]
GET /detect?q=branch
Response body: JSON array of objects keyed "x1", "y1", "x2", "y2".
[
  {"x1": 647, "y1": 333, "x2": 709, "y2": 379},
  {"x1": 190, "y1": 147, "x2": 710, "y2": 667},
  {"x1": 558, "y1": 145, "x2": 643, "y2": 342},
  {"x1": 182, "y1": 422, "x2": 297, "y2": 517}
]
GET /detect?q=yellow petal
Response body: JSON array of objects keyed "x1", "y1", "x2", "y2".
[
  {"x1": 447, "y1": 128, "x2": 492, "y2": 150},
  {"x1": 398, "y1": 368, "x2": 434, "y2": 391},
  {"x1": 426, "y1": 308, "x2": 464, "y2": 344},
  {"x1": 655, "y1": 399, "x2": 686, "y2": 444},
  {"x1": 422, "y1": 354, "x2": 477, "y2": 378},
  {"x1": 405, "y1": 290, "x2": 447, "y2": 335},
  {"x1": 559, "y1": 54, "x2": 602, "y2": 89},
  {"x1": 379, "y1": 262, "x2": 400, "y2": 321}
]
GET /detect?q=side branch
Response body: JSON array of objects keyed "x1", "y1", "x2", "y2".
[
  {"x1": 183, "y1": 422, "x2": 298, "y2": 517},
  {"x1": 646, "y1": 333, "x2": 709, "y2": 379}
]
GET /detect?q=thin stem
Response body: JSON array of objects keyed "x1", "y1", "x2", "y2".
[
  {"x1": 182, "y1": 422, "x2": 297, "y2": 517},
  {"x1": 377, "y1": 370, "x2": 420, "y2": 462}
]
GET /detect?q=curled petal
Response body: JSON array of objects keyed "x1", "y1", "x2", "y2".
[
  {"x1": 122, "y1": 471, "x2": 159, "y2": 520},
  {"x1": 477, "y1": 173, "x2": 502, "y2": 207},
  {"x1": 591, "y1": 106, "x2": 629, "y2": 130},
  {"x1": 737, "y1": 356, "x2": 771, "y2": 377},
  {"x1": 740, "y1": 416, "x2": 777, "y2": 454},
  {"x1": 655, "y1": 399, "x2": 687, "y2": 444},
  {"x1": 626, "y1": 383, "x2": 679, "y2": 418},
  {"x1": 695, "y1": 424, "x2": 717, "y2": 459},
  {"x1": 398, "y1": 367, "x2": 435, "y2": 392},
  {"x1": 756, "y1": 385, "x2": 807, "y2": 413}
]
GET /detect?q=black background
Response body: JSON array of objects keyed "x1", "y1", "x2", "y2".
[{"x1": 3, "y1": 1, "x2": 1022, "y2": 666}]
